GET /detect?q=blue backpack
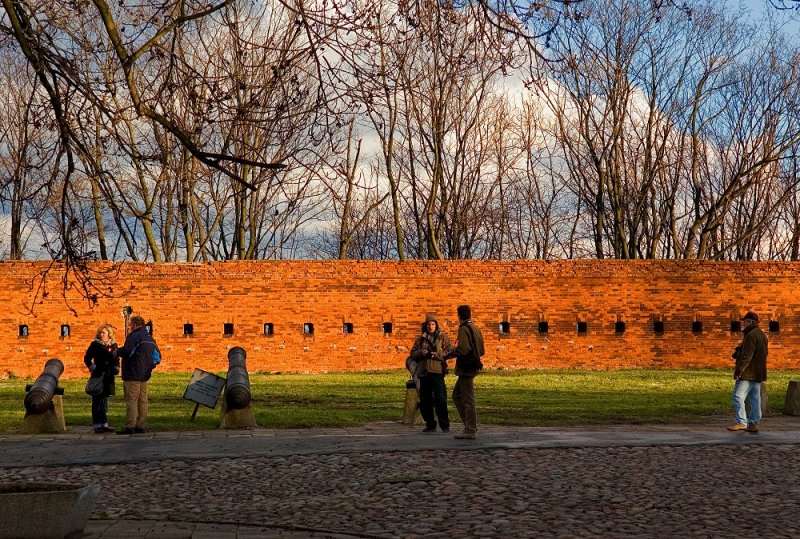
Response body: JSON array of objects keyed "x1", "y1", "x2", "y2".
[{"x1": 130, "y1": 339, "x2": 161, "y2": 366}]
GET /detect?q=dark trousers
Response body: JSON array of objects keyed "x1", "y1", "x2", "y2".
[
  {"x1": 91, "y1": 395, "x2": 109, "y2": 427},
  {"x1": 419, "y1": 373, "x2": 449, "y2": 430}
]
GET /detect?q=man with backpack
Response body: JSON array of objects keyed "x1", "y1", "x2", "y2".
[
  {"x1": 117, "y1": 315, "x2": 161, "y2": 435},
  {"x1": 444, "y1": 305, "x2": 485, "y2": 440}
]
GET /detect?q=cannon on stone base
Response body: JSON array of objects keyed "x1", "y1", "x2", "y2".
[
  {"x1": 219, "y1": 347, "x2": 257, "y2": 429},
  {"x1": 21, "y1": 359, "x2": 67, "y2": 434},
  {"x1": 225, "y1": 346, "x2": 252, "y2": 409}
]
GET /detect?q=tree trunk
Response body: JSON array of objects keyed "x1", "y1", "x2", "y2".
[{"x1": 89, "y1": 177, "x2": 108, "y2": 260}]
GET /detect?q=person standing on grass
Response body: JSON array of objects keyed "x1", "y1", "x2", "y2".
[
  {"x1": 728, "y1": 311, "x2": 768, "y2": 434},
  {"x1": 410, "y1": 314, "x2": 454, "y2": 433},
  {"x1": 117, "y1": 315, "x2": 160, "y2": 435},
  {"x1": 84, "y1": 324, "x2": 119, "y2": 433},
  {"x1": 444, "y1": 305, "x2": 485, "y2": 440}
]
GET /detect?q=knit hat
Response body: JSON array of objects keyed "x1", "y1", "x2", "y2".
[{"x1": 423, "y1": 314, "x2": 439, "y2": 331}]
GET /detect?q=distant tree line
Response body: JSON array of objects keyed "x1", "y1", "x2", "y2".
[{"x1": 1, "y1": 0, "x2": 799, "y2": 264}]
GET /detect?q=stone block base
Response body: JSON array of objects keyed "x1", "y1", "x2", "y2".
[
  {"x1": 784, "y1": 381, "x2": 800, "y2": 415},
  {"x1": 401, "y1": 386, "x2": 423, "y2": 426},
  {"x1": 219, "y1": 401, "x2": 257, "y2": 429},
  {"x1": 20, "y1": 395, "x2": 66, "y2": 434}
]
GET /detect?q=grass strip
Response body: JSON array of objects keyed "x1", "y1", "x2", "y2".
[{"x1": 1, "y1": 369, "x2": 798, "y2": 432}]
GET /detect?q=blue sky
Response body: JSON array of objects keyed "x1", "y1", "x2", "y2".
[{"x1": 740, "y1": 0, "x2": 800, "y2": 35}]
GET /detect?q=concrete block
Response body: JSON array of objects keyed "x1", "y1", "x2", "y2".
[{"x1": 0, "y1": 482, "x2": 99, "y2": 539}]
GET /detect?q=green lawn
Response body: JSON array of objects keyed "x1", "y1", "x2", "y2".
[{"x1": 1, "y1": 369, "x2": 798, "y2": 432}]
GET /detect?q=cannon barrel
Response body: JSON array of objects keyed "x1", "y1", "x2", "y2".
[
  {"x1": 23, "y1": 359, "x2": 64, "y2": 414},
  {"x1": 225, "y1": 347, "x2": 251, "y2": 409}
]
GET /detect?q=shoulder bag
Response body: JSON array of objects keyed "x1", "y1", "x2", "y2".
[{"x1": 85, "y1": 376, "x2": 104, "y2": 396}]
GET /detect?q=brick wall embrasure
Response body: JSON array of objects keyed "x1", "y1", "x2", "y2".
[{"x1": 1, "y1": 260, "x2": 798, "y2": 379}]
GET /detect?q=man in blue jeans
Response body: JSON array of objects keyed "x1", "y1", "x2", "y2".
[{"x1": 728, "y1": 311, "x2": 768, "y2": 434}]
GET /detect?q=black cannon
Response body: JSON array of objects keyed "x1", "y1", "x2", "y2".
[
  {"x1": 225, "y1": 347, "x2": 251, "y2": 409},
  {"x1": 24, "y1": 359, "x2": 65, "y2": 414}
]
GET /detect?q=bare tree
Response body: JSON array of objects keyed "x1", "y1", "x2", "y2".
[
  {"x1": 392, "y1": 1, "x2": 522, "y2": 259},
  {"x1": 325, "y1": 1, "x2": 419, "y2": 260},
  {"x1": 0, "y1": 1, "x2": 291, "y2": 264},
  {"x1": 0, "y1": 53, "x2": 57, "y2": 259},
  {"x1": 672, "y1": 26, "x2": 800, "y2": 260},
  {"x1": 532, "y1": 0, "x2": 800, "y2": 260},
  {"x1": 770, "y1": 1, "x2": 800, "y2": 10},
  {"x1": 500, "y1": 99, "x2": 577, "y2": 259}
]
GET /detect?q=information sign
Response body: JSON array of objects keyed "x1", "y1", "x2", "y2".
[{"x1": 182, "y1": 369, "x2": 226, "y2": 410}]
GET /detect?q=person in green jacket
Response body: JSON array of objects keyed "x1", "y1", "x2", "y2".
[
  {"x1": 728, "y1": 311, "x2": 768, "y2": 434},
  {"x1": 409, "y1": 314, "x2": 454, "y2": 433}
]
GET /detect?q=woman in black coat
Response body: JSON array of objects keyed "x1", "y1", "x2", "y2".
[{"x1": 84, "y1": 324, "x2": 119, "y2": 433}]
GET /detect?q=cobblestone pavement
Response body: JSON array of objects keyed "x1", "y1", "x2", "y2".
[{"x1": 1, "y1": 419, "x2": 799, "y2": 538}]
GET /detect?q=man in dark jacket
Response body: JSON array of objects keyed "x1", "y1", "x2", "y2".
[
  {"x1": 117, "y1": 315, "x2": 160, "y2": 435},
  {"x1": 728, "y1": 311, "x2": 768, "y2": 434},
  {"x1": 444, "y1": 305, "x2": 485, "y2": 440}
]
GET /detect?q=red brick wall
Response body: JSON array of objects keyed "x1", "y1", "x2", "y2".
[{"x1": 1, "y1": 260, "x2": 798, "y2": 379}]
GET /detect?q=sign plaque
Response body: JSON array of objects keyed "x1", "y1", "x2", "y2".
[{"x1": 182, "y1": 369, "x2": 226, "y2": 419}]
